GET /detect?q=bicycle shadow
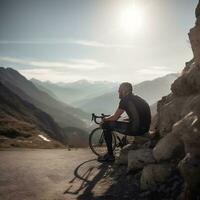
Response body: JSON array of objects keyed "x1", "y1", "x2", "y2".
[{"x1": 64, "y1": 158, "x2": 114, "y2": 199}]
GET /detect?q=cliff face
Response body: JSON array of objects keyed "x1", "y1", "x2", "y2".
[
  {"x1": 190, "y1": 0, "x2": 200, "y2": 64},
  {"x1": 151, "y1": 1, "x2": 200, "y2": 197}
]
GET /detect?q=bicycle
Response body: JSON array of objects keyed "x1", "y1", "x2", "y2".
[{"x1": 89, "y1": 113, "x2": 128, "y2": 157}]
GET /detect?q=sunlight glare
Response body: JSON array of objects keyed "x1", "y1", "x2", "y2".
[{"x1": 120, "y1": 5, "x2": 145, "y2": 35}]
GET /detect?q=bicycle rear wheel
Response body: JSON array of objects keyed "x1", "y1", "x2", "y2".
[{"x1": 89, "y1": 127, "x2": 116, "y2": 157}]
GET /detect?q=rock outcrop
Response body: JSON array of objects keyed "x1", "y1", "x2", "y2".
[
  {"x1": 117, "y1": 2, "x2": 200, "y2": 199},
  {"x1": 151, "y1": 1, "x2": 200, "y2": 197}
]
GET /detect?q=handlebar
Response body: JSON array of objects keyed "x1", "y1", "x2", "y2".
[{"x1": 91, "y1": 113, "x2": 110, "y2": 124}]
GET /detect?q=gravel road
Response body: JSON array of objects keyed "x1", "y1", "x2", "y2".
[{"x1": 0, "y1": 148, "x2": 114, "y2": 200}]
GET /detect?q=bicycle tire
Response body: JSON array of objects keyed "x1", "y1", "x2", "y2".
[{"x1": 89, "y1": 127, "x2": 117, "y2": 156}]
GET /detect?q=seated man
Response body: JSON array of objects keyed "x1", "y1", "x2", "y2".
[{"x1": 99, "y1": 82, "x2": 151, "y2": 162}]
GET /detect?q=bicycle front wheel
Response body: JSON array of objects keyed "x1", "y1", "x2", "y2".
[{"x1": 89, "y1": 127, "x2": 116, "y2": 157}]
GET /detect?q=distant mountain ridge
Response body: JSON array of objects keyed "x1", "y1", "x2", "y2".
[
  {"x1": 31, "y1": 78, "x2": 118, "y2": 106},
  {"x1": 31, "y1": 74, "x2": 178, "y2": 115},
  {"x1": 134, "y1": 73, "x2": 179, "y2": 105}
]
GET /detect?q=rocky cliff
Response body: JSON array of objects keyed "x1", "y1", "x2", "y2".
[
  {"x1": 117, "y1": 1, "x2": 200, "y2": 199},
  {"x1": 153, "y1": 1, "x2": 200, "y2": 198}
]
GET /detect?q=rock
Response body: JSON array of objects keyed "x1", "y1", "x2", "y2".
[
  {"x1": 190, "y1": 1, "x2": 200, "y2": 64},
  {"x1": 116, "y1": 136, "x2": 151, "y2": 165},
  {"x1": 153, "y1": 132, "x2": 184, "y2": 162},
  {"x1": 156, "y1": 94, "x2": 186, "y2": 136},
  {"x1": 171, "y1": 64, "x2": 200, "y2": 96},
  {"x1": 193, "y1": 0, "x2": 200, "y2": 61},
  {"x1": 143, "y1": 1, "x2": 200, "y2": 198},
  {"x1": 173, "y1": 111, "x2": 200, "y2": 156},
  {"x1": 196, "y1": 1, "x2": 200, "y2": 26},
  {"x1": 179, "y1": 153, "x2": 200, "y2": 195},
  {"x1": 127, "y1": 149, "x2": 155, "y2": 172},
  {"x1": 140, "y1": 164, "x2": 172, "y2": 190},
  {"x1": 196, "y1": 0, "x2": 200, "y2": 18},
  {"x1": 133, "y1": 136, "x2": 150, "y2": 146},
  {"x1": 183, "y1": 58, "x2": 195, "y2": 74},
  {"x1": 116, "y1": 143, "x2": 137, "y2": 165}
]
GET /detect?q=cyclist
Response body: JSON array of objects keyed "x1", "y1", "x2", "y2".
[{"x1": 98, "y1": 82, "x2": 151, "y2": 162}]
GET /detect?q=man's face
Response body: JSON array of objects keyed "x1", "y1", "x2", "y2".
[{"x1": 118, "y1": 86, "x2": 125, "y2": 99}]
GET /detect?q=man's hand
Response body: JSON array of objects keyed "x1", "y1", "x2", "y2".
[
  {"x1": 99, "y1": 116, "x2": 110, "y2": 127},
  {"x1": 99, "y1": 119, "x2": 105, "y2": 127},
  {"x1": 123, "y1": 118, "x2": 130, "y2": 122},
  {"x1": 103, "y1": 109, "x2": 124, "y2": 122}
]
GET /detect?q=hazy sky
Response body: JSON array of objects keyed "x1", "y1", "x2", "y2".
[{"x1": 0, "y1": 0, "x2": 198, "y2": 83}]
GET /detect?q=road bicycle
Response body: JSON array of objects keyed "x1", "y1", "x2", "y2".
[{"x1": 89, "y1": 113, "x2": 128, "y2": 156}]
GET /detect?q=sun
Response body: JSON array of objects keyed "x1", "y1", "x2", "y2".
[{"x1": 119, "y1": 5, "x2": 145, "y2": 34}]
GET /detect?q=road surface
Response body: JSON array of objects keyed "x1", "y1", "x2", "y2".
[{"x1": 0, "y1": 148, "x2": 115, "y2": 200}]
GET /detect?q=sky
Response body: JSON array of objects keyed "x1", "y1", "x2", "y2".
[{"x1": 0, "y1": 0, "x2": 199, "y2": 83}]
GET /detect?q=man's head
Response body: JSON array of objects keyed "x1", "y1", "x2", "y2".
[{"x1": 118, "y1": 82, "x2": 133, "y2": 99}]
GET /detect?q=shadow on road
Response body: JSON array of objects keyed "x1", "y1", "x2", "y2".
[
  {"x1": 63, "y1": 157, "x2": 143, "y2": 200},
  {"x1": 64, "y1": 159, "x2": 114, "y2": 199}
]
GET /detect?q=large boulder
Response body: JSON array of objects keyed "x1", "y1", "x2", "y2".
[
  {"x1": 153, "y1": 132, "x2": 184, "y2": 162},
  {"x1": 116, "y1": 136, "x2": 153, "y2": 165},
  {"x1": 140, "y1": 164, "x2": 172, "y2": 190},
  {"x1": 127, "y1": 149, "x2": 155, "y2": 172},
  {"x1": 116, "y1": 143, "x2": 137, "y2": 165},
  {"x1": 156, "y1": 94, "x2": 186, "y2": 136}
]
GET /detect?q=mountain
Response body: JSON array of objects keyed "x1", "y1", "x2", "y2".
[
  {"x1": 0, "y1": 82, "x2": 64, "y2": 148},
  {"x1": 31, "y1": 78, "x2": 58, "y2": 99},
  {"x1": 134, "y1": 73, "x2": 179, "y2": 105},
  {"x1": 73, "y1": 73, "x2": 179, "y2": 114},
  {"x1": 31, "y1": 79, "x2": 118, "y2": 106},
  {"x1": 0, "y1": 67, "x2": 89, "y2": 129}
]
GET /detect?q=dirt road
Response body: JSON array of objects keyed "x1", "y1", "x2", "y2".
[{"x1": 0, "y1": 148, "x2": 115, "y2": 200}]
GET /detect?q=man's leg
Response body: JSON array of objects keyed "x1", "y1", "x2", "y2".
[
  {"x1": 102, "y1": 122, "x2": 115, "y2": 156},
  {"x1": 99, "y1": 121, "x2": 136, "y2": 162},
  {"x1": 102, "y1": 121, "x2": 130, "y2": 155},
  {"x1": 103, "y1": 129, "x2": 113, "y2": 155}
]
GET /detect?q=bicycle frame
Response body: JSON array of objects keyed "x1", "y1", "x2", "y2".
[{"x1": 91, "y1": 113, "x2": 128, "y2": 149}]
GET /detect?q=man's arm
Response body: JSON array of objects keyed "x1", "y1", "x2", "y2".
[{"x1": 103, "y1": 108, "x2": 124, "y2": 122}]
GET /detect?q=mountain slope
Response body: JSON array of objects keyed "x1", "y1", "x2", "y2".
[
  {"x1": 0, "y1": 82, "x2": 64, "y2": 148},
  {"x1": 31, "y1": 78, "x2": 58, "y2": 99},
  {"x1": 0, "y1": 67, "x2": 89, "y2": 129},
  {"x1": 134, "y1": 73, "x2": 179, "y2": 105}
]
